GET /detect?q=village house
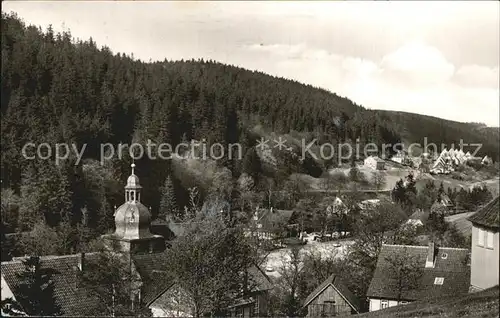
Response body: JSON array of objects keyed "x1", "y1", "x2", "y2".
[
  {"x1": 364, "y1": 156, "x2": 385, "y2": 170},
  {"x1": 390, "y1": 150, "x2": 409, "y2": 165},
  {"x1": 366, "y1": 243, "x2": 470, "y2": 312},
  {"x1": 135, "y1": 256, "x2": 273, "y2": 318},
  {"x1": 431, "y1": 148, "x2": 453, "y2": 174},
  {"x1": 246, "y1": 207, "x2": 294, "y2": 240},
  {"x1": 1, "y1": 165, "x2": 272, "y2": 317},
  {"x1": 302, "y1": 274, "x2": 361, "y2": 316},
  {"x1": 430, "y1": 193, "x2": 455, "y2": 215},
  {"x1": 468, "y1": 196, "x2": 499, "y2": 292},
  {"x1": 326, "y1": 197, "x2": 348, "y2": 215}
]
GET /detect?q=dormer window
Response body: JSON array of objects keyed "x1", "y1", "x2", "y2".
[
  {"x1": 434, "y1": 277, "x2": 444, "y2": 285},
  {"x1": 441, "y1": 253, "x2": 448, "y2": 259}
]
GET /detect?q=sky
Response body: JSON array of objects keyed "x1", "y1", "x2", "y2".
[{"x1": 3, "y1": 1, "x2": 500, "y2": 126}]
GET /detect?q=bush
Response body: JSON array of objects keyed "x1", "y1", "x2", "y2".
[{"x1": 451, "y1": 172, "x2": 462, "y2": 180}]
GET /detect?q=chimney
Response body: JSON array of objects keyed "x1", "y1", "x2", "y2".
[
  {"x1": 425, "y1": 242, "x2": 436, "y2": 268},
  {"x1": 78, "y1": 252, "x2": 85, "y2": 271}
]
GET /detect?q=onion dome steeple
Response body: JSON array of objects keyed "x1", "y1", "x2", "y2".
[{"x1": 102, "y1": 163, "x2": 165, "y2": 254}]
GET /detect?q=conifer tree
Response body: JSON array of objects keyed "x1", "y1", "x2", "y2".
[{"x1": 159, "y1": 176, "x2": 178, "y2": 220}]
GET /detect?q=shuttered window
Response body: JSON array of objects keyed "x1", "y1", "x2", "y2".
[
  {"x1": 486, "y1": 231, "x2": 494, "y2": 249},
  {"x1": 478, "y1": 228, "x2": 485, "y2": 246}
]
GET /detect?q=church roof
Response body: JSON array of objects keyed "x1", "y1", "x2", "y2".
[{"x1": 468, "y1": 197, "x2": 499, "y2": 229}]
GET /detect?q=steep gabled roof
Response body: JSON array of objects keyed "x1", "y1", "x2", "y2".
[
  {"x1": 302, "y1": 274, "x2": 361, "y2": 313},
  {"x1": 367, "y1": 244, "x2": 470, "y2": 301},
  {"x1": 468, "y1": 197, "x2": 499, "y2": 229},
  {"x1": 133, "y1": 250, "x2": 273, "y2": 308},
  {"x1": 132, "y1": 251, "x2": 173, "y2": 306},
  {"x1": 1, "y1": 254, "x2": 105, "y2": 316},
  {"x1": 247, "y1": 265, "x2": 273, "y2": 291},
  {"x1": 254, "y1": 208, "x2": 294, "y2": 232}
]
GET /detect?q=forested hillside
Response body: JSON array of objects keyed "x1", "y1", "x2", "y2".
[
  {"x1": 1, "y1": 13, "x2": 498, "y2": 236},
  {"x1": 376, "y1": 110, "x2": 499, "y2": 157}
]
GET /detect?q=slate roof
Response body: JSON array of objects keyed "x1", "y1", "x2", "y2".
[
  {"x1": 367, "y1": 244, "x2": 470, "y2": 301},
  {"x1": 302, "y1": 274, "x2": 361, "y2": 313},
  {"x1": 255, "y1": 208, "x2": 294, "y2": 232},
  {"x1": 468, "y1": 196, "x2": 499, "y2": 229},
  {"x1": 247, "y1": 265, "x2": 273, "y2": 292},
  {"x1": 132, "y1": 251, "x2": 174, "y2": 306},
  {"x1": 132, "y1": 250, "x2": 273, "y2": 308},
  {"x1": 1, "y1": 254, "x2": 104, "y2": 316}
]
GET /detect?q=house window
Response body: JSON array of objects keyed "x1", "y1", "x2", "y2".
[
  {"x1": 322, "y1": 301, "x2": 336, "y2": 317},
  {"x1": 381, "y1": 300, "x2": 388, "y2": 309},
  {"x1": 486, "y1": 231, "x2": 494, "y2": 249},
  {"x1": 400, "y1": 301, "x2": 408, "y2": 305},
  {"x1": 478, "y1": 228, "x2": 484, "y2": 246},
  {"x1": 434, "y1": 277, "x2": 444, "y2": 285}
]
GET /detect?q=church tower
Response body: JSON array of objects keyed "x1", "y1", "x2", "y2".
[{"x1": 102, "y1": 163, "x2": 165, "y2": 254}]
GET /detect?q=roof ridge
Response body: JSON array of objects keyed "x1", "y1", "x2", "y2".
[
  {"x1": 438, "y1": 247, "x2": 469, "y2": 251},
  {"x1": 3, "y1": 252, "x2": 99, "y2": 264},
  {"x1": 382, "y1": 244, "x2": 428, "y2": 249},
  {"x1": 383, "y1": 244, "x2": 469, "y2": 251}
]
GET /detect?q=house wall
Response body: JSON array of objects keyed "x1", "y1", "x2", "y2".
[
  {"x1": 368, "y1": 298, "x2": 405, "y2": 312},
  {"x1": 307, "y1": 285, "x2": 354, "y2": 317},
  {"x1": 471, "y1": 225, "x2": 500, "y2": 290},
  {"x1": 255, "y1": 291, "x2": 268, "y2": 316},
  {"x1": 364, "y1": 158, "x2": 375, "y2": 169},
  {"x1": 1, "y1": 276, "x2": 15, "y2": 301},
  {"x1": 150, "y1": 285, "x2": 194, "y2": 317}
]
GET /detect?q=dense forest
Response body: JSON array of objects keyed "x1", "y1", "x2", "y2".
[{"x1": 1, "y1": 13, "x2": 498, "y2": 237}]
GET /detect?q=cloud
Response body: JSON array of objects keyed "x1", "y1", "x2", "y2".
[
  {"x1": 381, "y1": 41, "x2": 455, "y2": 86},
  {"x1": 242, "y1": 41, "x2": 499, "y2": 126},
  {"x1": 454, "y1": 65, "x2": 499, "y2": 89}
]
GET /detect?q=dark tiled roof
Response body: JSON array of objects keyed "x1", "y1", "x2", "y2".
[
  {"x1": 1, "y1": 254, "x2": 104, "y2": 316},
  {"x1": 247, "y1": 266, "x2": 273, "y2": 292},
  {"x1": 132, "y1": 251, "x2": 173, "y2": 306},
  {"x1": 468, "y1": 197, "x2": 499, "y2": 229},
  {"x1": 132, "y1": 250, "x2": 272, "y2": 308},
  {"x1": 302, "y1": 274, "x2": 361, "y2": 313},
  {"x1": 255, "y1": 209, "x2": 294, "y2": 232},
  {"x1": 367, "y1": 244, "x2": 470, "y2": 301}
]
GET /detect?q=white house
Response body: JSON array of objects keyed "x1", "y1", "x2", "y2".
[
  {"x1": 366, "y1": 243, "x2": 470, "y2": 312},
  {"x1": 468, "y1": 197, "x2": 499, "y2": 292},
  {"x1": 364, "y1": 156, "x2": 385, "y2": 170}
]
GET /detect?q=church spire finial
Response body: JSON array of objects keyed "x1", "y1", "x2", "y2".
[{"x1": 131, "y1": 162, "x2": 136, "y2": 175}]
